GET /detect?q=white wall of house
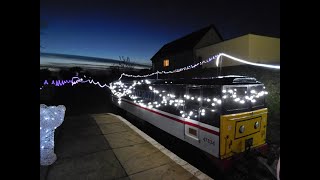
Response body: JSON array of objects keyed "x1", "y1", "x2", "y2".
[{"x1": 196, "y1": 34, "x2": 280, "y2": 68}]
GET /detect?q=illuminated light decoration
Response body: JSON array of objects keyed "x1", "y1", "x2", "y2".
[
  {"x1": 189, "y1": 111, "x2": 193, "y2": 115},
  {"x1": 234, "y1": 98, "x2": 240, "y2": 102},
  {"x1": 222, "y1": 95, "x2": 227, "y2": 99},
  {"x1": 264, "y1": 91, "x2": 269, "y2": 95},
  {"x1": 149, "y1": 86, "x2": 153, "y2": 90},
  {"x1": 118, "y1": 54, "x2": 219, "y2": 80},
  {"x1": 197, "y1": 97, "x2": 202, "y2": 101},
  {"x1": 191, "y1": 97, "x2": 194, "y2": 100},
  {"x1": 41, "y1": 53, "x2": 278, "y2": 90},
  {"x1": 207, "y1": 99, "x2": 211, "y2": 102},
  {"x1": 52, "y1": 79, "x2": 264, "y2": 125},
  {"x1": 211, "y1": 109, "x2": 215, "y2": 112},
  {"x1": 215, "y1": 53, "x2": 280, "y2": 69},
  {"x1": 250, "y1": 90, "x2": 256, "y2": 94},
  {"x1": 201, "y1": 109, "x2": 205, "y2": 113},
  {"x1": 40, "y1": 104, "x2": 66, "y2": 166},
  {"x1": 44, "y1": 80, "x2": 48, "y2": 85},
  {"x1": 222, "y1": 90, "x2": 226, "y2": 93}
]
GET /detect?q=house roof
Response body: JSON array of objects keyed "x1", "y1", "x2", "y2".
[{"x1": 151, "y1": 24, "x2": 223, "y2": 61}]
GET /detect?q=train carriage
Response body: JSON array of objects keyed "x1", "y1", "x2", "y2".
[{"x1": 110, "y1": 75, "x2": 268, "y2": 163}]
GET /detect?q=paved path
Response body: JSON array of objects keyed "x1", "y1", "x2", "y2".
[{"x1": 40, "y1": 113, "x2": 212, "y2": 180}]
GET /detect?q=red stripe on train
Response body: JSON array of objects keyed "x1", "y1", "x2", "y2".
[{"x1": 123, "y1": 99, "x2": 220, "y2": 136}]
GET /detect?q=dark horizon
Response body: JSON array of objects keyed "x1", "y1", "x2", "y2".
[{"x1": 40, "y1": 0, "x2": 280, "y2": 64}]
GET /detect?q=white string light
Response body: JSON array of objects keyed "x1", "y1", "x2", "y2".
[
  {"x1": 118, "y1": 54, "x2": 219, "y2": 80},
  {"x1": 117, "y1": 53, "x2": 279, "y2": 80},
  {"x1": 216, "y1": 53, "x2": 280, "y2": 69}
]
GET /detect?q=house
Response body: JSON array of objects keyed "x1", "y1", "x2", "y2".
[
  {"x1": 151, "y1": 25, "x2": 280, "y2": 72},
  {"x1": 150, "y1": 25, "x2": 223, "y2": 71},
  {"x1": 196, "y1": 34, "x2": 280, "y2": 68}
]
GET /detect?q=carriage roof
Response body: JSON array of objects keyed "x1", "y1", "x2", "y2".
[{"x1": 123, "y1": 75, "x2": 262, "y2": 85}]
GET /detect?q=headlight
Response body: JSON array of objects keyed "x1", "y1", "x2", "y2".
[
  {"x1": 254, "y1": 121, "x2": 260, "y2": 129},
  {"x1": 239, "y1": 125, "x2": 245, "y2": 133}
]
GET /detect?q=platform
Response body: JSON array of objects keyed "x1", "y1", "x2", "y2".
[{"x1": 40, "y1": 113, "x2": 213, "y2": 180}]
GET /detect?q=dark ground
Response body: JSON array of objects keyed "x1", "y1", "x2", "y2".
[{"x1": 41, "y1": 83, "x2": 279, "y2": 180}]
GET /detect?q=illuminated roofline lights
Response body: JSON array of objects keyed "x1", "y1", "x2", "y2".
[
  {"x1": 216, "y1": 53, "x2": 280, "y2": 69},
  {"x1": 118, "y1": 53, "x2": 280, "y2": 80}
]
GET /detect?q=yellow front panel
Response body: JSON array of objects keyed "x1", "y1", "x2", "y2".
[
  {"x1": 220, "y1": 108, "x2": 267, "y2": 159},
  {"x1": 235, "y1": 117, "x2": 261, "y2": 139}
]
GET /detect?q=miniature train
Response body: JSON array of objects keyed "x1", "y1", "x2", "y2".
[{"x1": 110, "y1": 75, "x2": 268, "y2": 163}]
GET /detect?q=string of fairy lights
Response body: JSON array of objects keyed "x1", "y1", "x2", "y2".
[
  {"x1": 39, "y1": 53, "x2": 276, "y2": 119},
  {"x1": 40, "y1": 52, "x2": 280, "y2": 90},
  {"x1": 108, "y1": 79, "x2": 268, "y2": 119},
  {"x1": 118, "y1": 53, "x2": 280, "y2": 80}
]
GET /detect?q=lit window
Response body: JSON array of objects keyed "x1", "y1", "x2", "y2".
[{"x1": 163, "y1": 59, "x2": 169, "y2": 67}]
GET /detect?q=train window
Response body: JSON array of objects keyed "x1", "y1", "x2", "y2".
[
  {"x1": 200, "y1": 86, "x2": 221, "y2": 127},
  {"x1": 222, "y1": 86, "x2": 250, "y2": 113},
  {"x1": 184, "y1": 87, "x2": 201, "y2": 120},
  {"x1": 151, "y1": 84, "x2": 185, "y2": 116},
  {"x1": 249, "y1": 85, "x2": 266, "y2": 109},
  {"x1": 198, "y1": 107, "x2": 220, "y2": 127}
]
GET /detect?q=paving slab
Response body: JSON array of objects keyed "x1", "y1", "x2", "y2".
[
  {"x1": 47, "y1": 150, "x2": 127, "y2": 180},
  {"x1": 91, "y1": 114, "x2": 122, "y2": 124},
  {"x1": 104, "y1": 130, "x2": 147, "y2": 149},
  {"x1": 55, "y1": 134, "x2": 111, "y2": 159},
  {"x1": 129, "y1": 162, "x2": 198, "y2": 180},
  {"x1": 112, "y1": 142, "x2": 173, "y2": 175},
  {"x1": 98, "y1": 122, "x2": 131, "y2": 135},
  {"x1": 58, "y1": 124, "x2": 102, "y2": 139},
  {"x1": 62, "y1": 115, "x2": 97, "y2": 128}
]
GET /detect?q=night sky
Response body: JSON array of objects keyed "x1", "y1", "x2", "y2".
[{"x1": 40, "y1": 0, "x2": 280, "y2": 64}]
